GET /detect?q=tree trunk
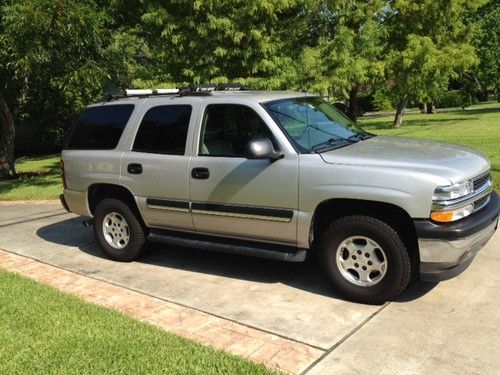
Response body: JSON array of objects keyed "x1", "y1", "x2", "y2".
[
  {"x1": 426, "y1": 102, "x2": 436, "y2": 114},
  {"x1": 348, "y1": 86, "x2": 358, "y2": 122},
  {"x1": 473, "y1": 74, "x2": 488, "y2": 102},
  {"x1": 394, "y1": 98, "x2": 407, "y2": 128},
  {"x1": 420, "y1": 103, "x2": 427, "y2": 113},
  {"x1": 0, "y1": 93, "x2": 16, "y2": 179}
]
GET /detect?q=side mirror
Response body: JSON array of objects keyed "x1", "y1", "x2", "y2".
[{"x1": 246, "y1": 138, "x2": 283, "y2": 161}]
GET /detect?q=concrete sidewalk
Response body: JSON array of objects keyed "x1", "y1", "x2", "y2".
[{"x1": 0, "y1": 202, "x2": 498, "y2": 374}]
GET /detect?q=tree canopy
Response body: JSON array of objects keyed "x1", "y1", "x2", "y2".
[
  {"x1": 470, "y1": 0, "x2": 500, "y2": 101},
  {"x1": 0, "y1": 0, "x2": 110, "y2": 177},
  {"x1": 0, "y1": 0, "x2": 498, "y2": 177}
]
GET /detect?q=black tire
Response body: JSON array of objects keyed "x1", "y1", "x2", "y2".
[
  {"x1": 93, "y1": 198, "x2": 146, "y2": 262},
  {"x1": 319, "y1": 215, "x2": 412, "y2": 304}
]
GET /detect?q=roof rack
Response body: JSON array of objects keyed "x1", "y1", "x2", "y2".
[
  {"x1": 178, "y1": 85, "x2": 214, "y2": 96},
  {"x1": 179, "y1": 83, "x2": 248, "y2": 96},
  {"x1": 217, "y1": 83, "x2": 249, "y2": 91},
  {"x1": 124, "y1": 88, "x2": 180, "y2": 96},
  {"x1": 105, "y1": 83, "x2": 249, "y2": 101},
  {"x1": 104, "y1": 88, "x2": 180, "y2": 101}
]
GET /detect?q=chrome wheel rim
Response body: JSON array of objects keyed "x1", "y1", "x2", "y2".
[
  {"x1": 102, "y1": 212, "x2": 130, "y2": 249},
  {"x1": 335, "y1": 236, "x2": 388, "y2": 287}
]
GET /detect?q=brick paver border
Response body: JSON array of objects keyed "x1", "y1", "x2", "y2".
[
  {"x1": 0, "y1": 199, "x2": 60, "y2": 205},
  {"x1": 0, "y1": 249, "x2": 324, "y2": 374}
]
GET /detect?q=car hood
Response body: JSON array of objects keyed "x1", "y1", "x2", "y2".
[{"x1": 319, "y1": 136, "x2": 490, "y2": 183}]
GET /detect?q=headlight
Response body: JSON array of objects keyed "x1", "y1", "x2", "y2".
[
  {"x1": 431, "y1": 180, "x2": 475, "y2": 222},
  {"x1": 433, "y1": 180, "x2": 473, "y2": 201}
]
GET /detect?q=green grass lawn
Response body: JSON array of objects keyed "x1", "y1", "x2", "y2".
[
  {"x1": 0, "y1": 269, "x2": 273, "y2": 374},
  {"x1": 0, "y1": 154, "x2": 62, "y2": 200},
  {"x1": 358, "y1": 102, "x2": 500, "y2": 189}
]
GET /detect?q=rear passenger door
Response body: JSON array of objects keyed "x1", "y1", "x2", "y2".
[{"x1": 121, "y1": 101, "x2": 196, "y2": 231}]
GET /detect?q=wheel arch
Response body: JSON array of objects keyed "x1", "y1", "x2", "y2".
[
  {"x1": 87, "y1": 183, "x2": 140, "y2": 217},
  {"x1": 310, "y1": 198, "x2": 419, "y2": 262}
]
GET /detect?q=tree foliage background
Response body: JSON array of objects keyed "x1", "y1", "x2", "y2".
[{"x1": 0, "y1": 0, "x2": 498, "y2": 177}]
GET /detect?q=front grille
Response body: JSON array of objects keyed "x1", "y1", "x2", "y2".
[
  {"x1": 473, "y1": 194, "x2": 490, "y2": 212},
  {"x1": 473, "y1": 171, "x2": 491, "y2": 191}
]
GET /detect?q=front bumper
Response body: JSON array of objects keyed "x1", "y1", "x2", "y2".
[{"x1": 415, "y1": 191, "x2": 499, "y2": 282}]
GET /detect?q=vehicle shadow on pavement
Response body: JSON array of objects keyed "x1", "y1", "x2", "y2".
[
  {"x1": 37, "y1": 217, "x2": 437, "y2": 303},
  {"x1": 395, "y1": 280, "x2": 438, "y2": 302}
]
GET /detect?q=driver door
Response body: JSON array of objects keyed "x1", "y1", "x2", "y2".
[{"x1": 189, "y1": 103, "x2": 298, "y2": 244}]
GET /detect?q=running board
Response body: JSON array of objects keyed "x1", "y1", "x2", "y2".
[{"x1": 148, "y1": 229, "x2": 306, "y2": 262}]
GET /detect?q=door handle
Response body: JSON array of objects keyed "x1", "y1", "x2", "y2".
[
  {"x1": 191, "y1": 167, "x2": 209, "y2": 179},
  {"x1": 127, "y1": 163, "x2": 143, "y2": 174}
]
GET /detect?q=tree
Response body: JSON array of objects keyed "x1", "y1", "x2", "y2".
[
  {"x1": 287, "y1": 1, "x2": 386, "y2": 121},
  {"x1": 385, "y1": 0, "x2": 484, "y2": 127},
  {"x1": 387, "y1": 36, "x2": 478, "y2": 126},
  {"x1": 470, "y1": 0, "x2": 499, "y2": 101},
  {"x1": 130, "y1": 0, "x2": 303, "y2": 87},
  {"x1": 0, "y1": 0, "x2": 109, "y2": 178}
]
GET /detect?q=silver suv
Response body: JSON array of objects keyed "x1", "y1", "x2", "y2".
[{"x1": 61, "y1": 85, "x2": 499, "y2": 304}]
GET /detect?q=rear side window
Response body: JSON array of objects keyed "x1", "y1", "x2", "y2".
[
  {"x1": 67, "y1": 105, "x2": 134, "y2": 150},
  {"x1": 133, "y1": 105, "x2": 192, "y2": 155}
]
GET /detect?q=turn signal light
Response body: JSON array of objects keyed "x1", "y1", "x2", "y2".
[
  {"x1": 430, "y1": 204, "x2": 474, "y2": 222},
  {"x1": 430, "y1": 211, "x2": 454, "y2": 222}
]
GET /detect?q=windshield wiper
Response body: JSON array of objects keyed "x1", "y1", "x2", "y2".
[
  {"x1": 348, "y1": 133, "x2": 373, "y2": 141},
  {"x1": 311, "y1": 137, "x2": 354, "y2": 153}
]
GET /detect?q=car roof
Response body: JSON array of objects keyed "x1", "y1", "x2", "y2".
[
  {"x1": 90, "y1": 91, "x2": 318, "y2": 107},
  {"x1": 205, "y1": 90, "x2": 317, "y2": 103}
]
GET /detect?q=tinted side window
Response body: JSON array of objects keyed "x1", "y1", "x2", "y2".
[
  {"x1": 199, "y1": 104, "x2": 274, "y2": 157},
  {"x1": 67, "y1": 105, "x2": 134, "y2": 150},
  {"x1": 133, "y1": 105, "x2": 192, "y2": 155}
]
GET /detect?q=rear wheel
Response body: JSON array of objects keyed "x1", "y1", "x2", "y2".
[
  {"x1": 93, "y1": 198, "x2": 146, "y2": 262},
  {"x1": 320, "y1": 215, "x2": 412, "y2": 304}
]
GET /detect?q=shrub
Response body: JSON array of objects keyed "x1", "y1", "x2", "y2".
[
  {"x1": 436, "y1": 90, "x2": 477, "y2": 109},
  {"x1": 357, "y1": 94, "x2": 373, "y2": 113},
  {"x1": 356, "y1": 90, "x2": 394, "y2": 113},
  {"x1": 372, "y1": 91, "x2": 394, "y2": 111}
]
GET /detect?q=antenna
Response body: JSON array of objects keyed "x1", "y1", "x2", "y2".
[{"x1": 305, "y1": 90, "x2": 311, "y2": 149}]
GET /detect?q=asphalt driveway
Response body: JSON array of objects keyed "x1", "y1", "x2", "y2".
[{"x1": 0, "y1": 201, "x2": 498, "y2": 374}]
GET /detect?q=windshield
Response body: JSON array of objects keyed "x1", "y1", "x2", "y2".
[{"x1": 263, "y1": 96, "x2": 372, "y2": 153}]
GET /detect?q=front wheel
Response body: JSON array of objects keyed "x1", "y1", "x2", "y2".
[
  {"x1": 320, "y1": 215, "x2": 412, "y2": 304},
  {"x1": 93, "y1": 198, "x2": 146, "y2": 262}
]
